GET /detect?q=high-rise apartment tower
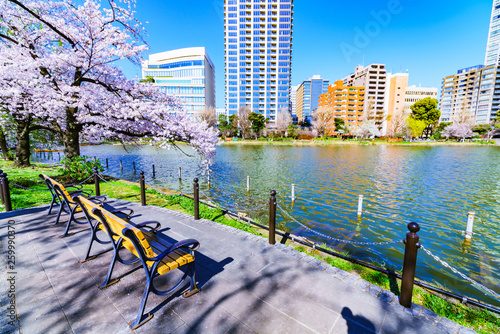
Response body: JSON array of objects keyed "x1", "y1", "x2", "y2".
[
  {"x1": 485, "y1": 0, "x2": 500, "y2": 66},
  {"x1": 224, "y1": 0, "x2": 294, "y2": 122}
]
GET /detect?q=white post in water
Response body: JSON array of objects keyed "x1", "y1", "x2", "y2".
[
  {"x1": 291, "y1": 184, "x2": 296, "y2": 201},
  {"x1": 357, "y1": 195, "x2": 364, "y2": 216},
  {"x1": 247, "y1": 176, "x2": 250, "y2": 192},
  {"x1": 465, "y1": 212, "x2": 475, "y2": 239},
  {"x1": 178, "y1": 167, "x2": 182, "y2": 180}
]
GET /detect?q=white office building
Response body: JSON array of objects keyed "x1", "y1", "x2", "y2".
[
  {"x1": 485, "y1": 0, "x2": 500, "y2": 66},
  {"x1": 404, "y1": 85, "x2": 438, "y2": 114},
  {"x1": 141, "y1": 47, "x2": 215, "y2": 116},
  {"x1": 224, "y1": 0, "x2": 294, "y2": 122},
  {"x1": 290, "y1": 85, "x2": 299, "y2": 117}
]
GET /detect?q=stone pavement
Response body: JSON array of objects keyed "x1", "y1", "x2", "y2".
[{"x1": 0, "y1": 200, "x2": 475, "y2": 334}]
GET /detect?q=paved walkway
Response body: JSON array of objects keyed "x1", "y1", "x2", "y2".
[{"x1": 0, "y1": 200, "x2": 475, "y2": 334}]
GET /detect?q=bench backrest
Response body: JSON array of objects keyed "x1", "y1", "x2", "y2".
[
  {"x1": 76, "y1": 195, "x2": 102, "y2": 224},
  {"x1": 42, "y1": 174, "x2": 74, "y2": 203},
  {"x1": 90, "y1": 206, "x2": 155, "y2": 259}
]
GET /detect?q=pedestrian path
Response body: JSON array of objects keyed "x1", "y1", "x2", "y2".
[{"x1": 0, "y1": 200, "x2": 475, "y2": 333}]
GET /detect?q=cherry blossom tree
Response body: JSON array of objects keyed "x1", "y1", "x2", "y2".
[
  {"x1": 275, "y1": 108, "x2": 292, "y2": 137},
  {"x1": 0, "y1": 0, "x2": 218, "y2": 167}
]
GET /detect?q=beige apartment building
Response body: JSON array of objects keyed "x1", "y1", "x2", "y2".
[
  {"x1": 343, "y1": 64, "x2": 388, "y2": 133},
  {"x1": 440, "y1": 65, "x2": 499, "y2": 124},
  {"x1": 386, "y1": 73, "x2": 408, "y2": 136}
]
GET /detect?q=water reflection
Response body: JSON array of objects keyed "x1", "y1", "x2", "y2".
[{"x1": 37, "y1": 144, "x2": 500, "y2": 306}]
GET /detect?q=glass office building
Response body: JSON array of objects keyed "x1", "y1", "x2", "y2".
[
  {"x1": 296, "y1": 75, "x2": 329, "y2": 123},
  {"x1": 141, "y1": 47, "x2": 215, "y2": 116},
  {"x1": 224, "y1": 0, "x2": 294, "y2": 122}
]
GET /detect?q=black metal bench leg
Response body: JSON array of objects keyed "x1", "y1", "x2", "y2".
[
  {"x1": 129, "y1": 282, "x2": 154, "y2": 330},
  {"x1": 53, "y1": 202, "x2": 65, "y2": 226},
  {"x1": 59, "y1": 206, "x2": 77, "y2": 238},
  {"x1": 182, "y1": 263, "x2": 200, "y2": 298},
  {"x1": 79, "y1": 226, "x2": 98, "y2": 263},
  {"x1": 99, "y1": 249, "x2": 121, "y2": 289},
  {"x1": 47, "y1": 194, "x2": 58, "y2": 215}
]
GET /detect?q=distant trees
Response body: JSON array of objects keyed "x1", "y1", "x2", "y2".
[
  {"x1": 275, "y1": 108, "x2": 292, "y2": 137},
  {"x1": 355, "y1": 121, "x2": 380, "y2": 139},
  {"x1": 409, "y1": 97, "x2": 441, "y2": 137},
  {"x1": 405, "y1": 118, "x2": 427, "y2": 140},
  {"x1": 312, "y1": 107, "x2": 332, "y2": 137},
  {"x1": 249, "y1": 112, "x2": 268, "y2": 138},
  {"x1": 237, "y1": 106, "x2": 252, "y2": 139},
  {"x1": 198, "y1": 106, "x2": 217, "y2": 128}
]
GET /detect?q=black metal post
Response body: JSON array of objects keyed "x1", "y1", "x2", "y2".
[
  {"x1": 0, "y1": 170, "x2": 4, "y2": 204},
  {"x1": 152, "y1": 164, "x2": 155, "y2": 178},
  {"x1": 269, "y1": 190, "x2": 276, "y2": 245},
  {"x1": 140, "y1": 171, "x2": 146, "y2": 206},
  {"x1": 193, "y1": 178, "x2": 199, "y2": 220},
  {"x1": 400, "y1": 222, "x2": 421, "y2": 308},
  {"x1": 1, "y1": 172, "x2": 12, "y2": 212},
  {"x1": 94, "y1": 167, "x2": 100, "y2": 196},
  {"x1": 133, "y1": 161, "x2": 136, "y2": 174},
  {"x1": 106, "y1": 158, "x2": 109, "y2": 169},
  {"x1": 120, "y1": 160, "x2": 123, "y2": 171}
]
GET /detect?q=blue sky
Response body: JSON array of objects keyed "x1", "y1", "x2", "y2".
[{"x1": 117, "y1": 0, "x2": 493, "y2": 109}]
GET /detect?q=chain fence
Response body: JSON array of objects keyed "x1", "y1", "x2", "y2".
[
  {"x1": 277, "y1": 203, "x2": 401, "y2": 246},
  {"x1": 97, "y1": 174, "x2": 136, "y2": 188},
  {"x1": 294, "y1": 196, "x2": 358, "y2": 214},
  {"x1": 420, "y1": 245, "x2": 500, "y2": 301},
  {"x1": 199, "y1": 189, "x2": 268, "y2": 213},
  {"x1": 9, "y1": 174, "x2": 94, "y2": 192},
  {"x1": 10, "y1": 182, "x2": 50, "y2": 192}
]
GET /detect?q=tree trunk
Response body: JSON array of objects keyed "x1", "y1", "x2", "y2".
[
  {"x1": 63, "y1": 107, "x2": 81, "y2": 161},
  {"x1": 13, "y1": 118, "x2": 31, "y2": 167},
  {"x1": 0, "y1": 128, "x2": 13, "y2": 161}
]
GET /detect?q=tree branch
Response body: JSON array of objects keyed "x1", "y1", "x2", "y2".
[{"x1": 8, "y1": 0, "x2": 76, "y2": 48}]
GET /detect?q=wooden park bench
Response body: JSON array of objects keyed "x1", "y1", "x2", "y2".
[
  {"x1": 74, "y1": 195, "x2": 147, "y2": 263},
  {"x1": 80, "y1": 197, "x2": 201, "y2": 329},
  {"x1": 41, "y1": 175, "x2": 106, "y2": 238},
  {"x1": 39, "y1": 174, "x2": 93, "y2": 215}
]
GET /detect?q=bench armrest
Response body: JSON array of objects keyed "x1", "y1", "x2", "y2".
[
  {"x1": 88, "y1": 196, "x2": 107, "y2": 204},
  {"x1": 111, "y1": 208, "x2": 135, "y2": 218},
  {"x1": 69, "y1": 189, "x2": 93, "y2": 196},
  {"x1": 65, "y1": 183, "x2": 83, "y2": 190},
  {"x1": 132, "y1": 221, "x2": 160, "y2": 231},
  {"x1": 148, "y1": 239, "x2": 200, "y2": 262}
]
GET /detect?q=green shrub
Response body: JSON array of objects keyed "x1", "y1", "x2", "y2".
[{"x1": 61, "y1": 156, "x2": 103, "y2": 182}]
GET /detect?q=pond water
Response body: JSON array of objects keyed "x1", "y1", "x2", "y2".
[{"x1": 37, "y1": 143, "x2": 500, "y2": 306}]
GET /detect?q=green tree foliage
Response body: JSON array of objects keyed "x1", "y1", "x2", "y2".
[
  {"x1": 410, "y1": 97, "x2": 441, "y2": 136},
  {"x1": 472, "y1": 124, "x2": 492, "y2": 135},
  {"x1": 139, "y1": 76, "x2": 155, "y2": 83},
  {"x1": 218, "y1": 114, "x2": 236, "y2": 137},
  {"x1": 405, "y1": 117, "x2": 427, "y2": 139},
  {"x1": 334, "y1": 118, "x2": 345, "y2": 132},
  {"x1": 249, "y1": 112, "x2": 268, "y2": 135}
]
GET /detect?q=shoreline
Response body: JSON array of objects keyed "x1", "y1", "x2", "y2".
[{"x1": 218, "y1": 139, "x2": 498, "y2": 147}]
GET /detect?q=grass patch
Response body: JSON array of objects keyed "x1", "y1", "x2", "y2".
[{"x1": 0, "y1": 161, "x2": 64, "y2": 211}]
